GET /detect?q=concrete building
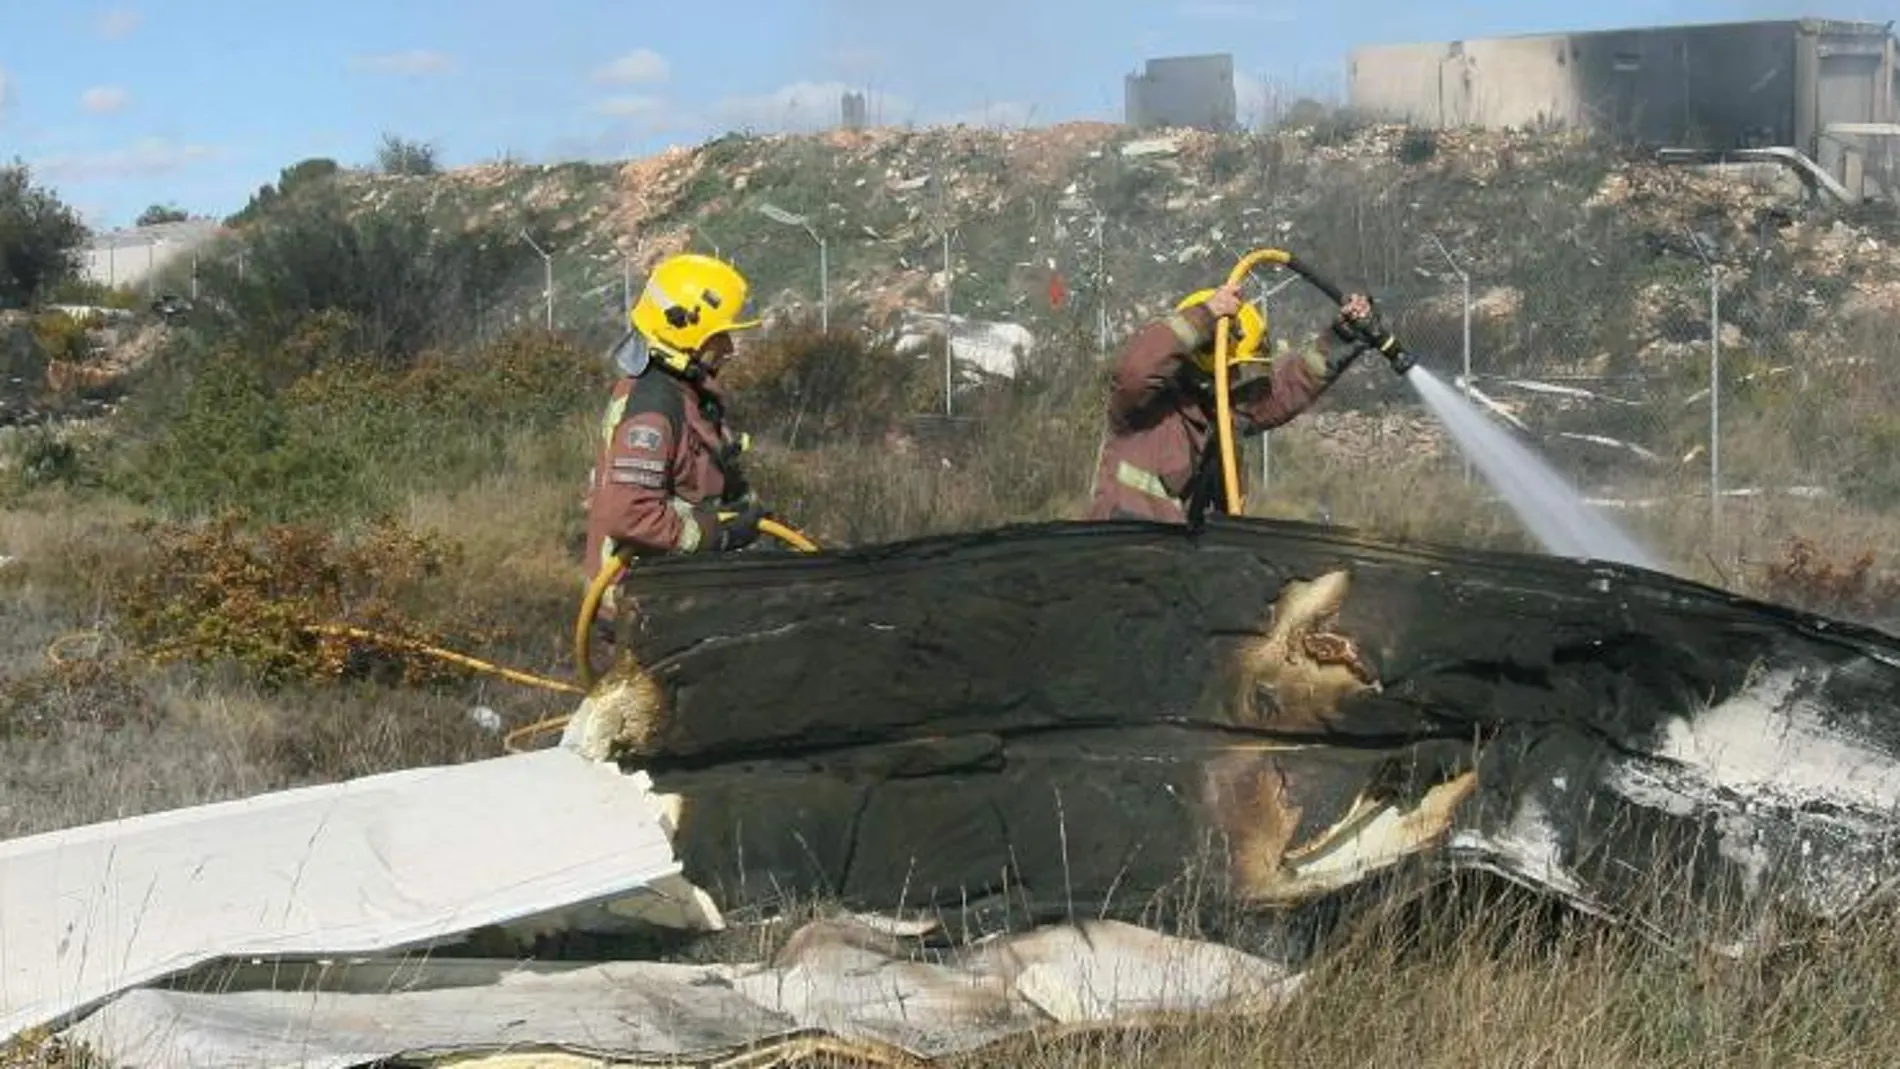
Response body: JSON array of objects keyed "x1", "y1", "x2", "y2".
[
  {"x1": 78, "y1": 219, "x2": 226, "y2": 293},
  {"x1": 1348, "y1": 18, "x2": 1900, "y2": 197},
  {"x1": 841, "y1": 91, "x2": 867, "y2": 130},
  {"x1": 1125, "y1": 54, "x2": 1237, "y2": 132}
]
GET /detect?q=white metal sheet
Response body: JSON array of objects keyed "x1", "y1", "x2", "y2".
[
  {"x1": 67, "y1": 918, "x2": 1302, "y2": 1069},
  {"x1": 0, "y1": 748, "x2": 685, "y2": 1039}
]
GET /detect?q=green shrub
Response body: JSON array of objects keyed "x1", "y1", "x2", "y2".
[
  {"x1": 116, "y1": 514, "x2": 486, "y2": 689},
  {"x1": 30, "y1": 310, "x2": 90, "y2": 364},
  {"x1": 722, "y1": 316, "x2": 932, "y2": 446},
  {"x1": 120, "y1": 325, "x2": 602, "y2": 524},
  {"x1": 198, "y1": 188, "x2": 523, "y2": 363},
  {"x1": 127, "y1": 346, "x2": 366, "y2": 522}
]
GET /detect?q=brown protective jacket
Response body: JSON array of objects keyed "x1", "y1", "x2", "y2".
[
  {"x1": 1085, "y1": 303, "x2": 1346, "y2": 523},
  {"x1": 584, "y1": 368, "x2": 750, "y2": 578}
]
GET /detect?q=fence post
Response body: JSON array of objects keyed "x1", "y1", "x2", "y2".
[
  {"x1": 1710, "y1": 261, "x2": 1722, "y2": 550},
  {"x1": 942, "y1": 229, "x2": 953, "y2": 418}
]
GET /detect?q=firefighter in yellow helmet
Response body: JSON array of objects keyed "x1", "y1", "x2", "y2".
[
  {"x1": 584, "y1": 253, "x2": 770, "y2": 582},
  {"x1": 1085, "y1": 281, "x2": 1377, "y2": 523}
]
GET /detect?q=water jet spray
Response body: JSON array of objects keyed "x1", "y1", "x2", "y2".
[{"x1": 1205, "y1": 249, "x2": 1661, "y2": 573}]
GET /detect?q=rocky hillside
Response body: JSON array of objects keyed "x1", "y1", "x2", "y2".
[
  {"x1": 173, "y1": 118, "x2": 1900, "y2": 504},
  {"x1": 286, "y1": 119, "x2": 1900, "y2": 363}
]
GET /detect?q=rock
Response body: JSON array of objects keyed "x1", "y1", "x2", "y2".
[{"x1": 1119, "y1": 136, "x2": 1182, "y2": 159}]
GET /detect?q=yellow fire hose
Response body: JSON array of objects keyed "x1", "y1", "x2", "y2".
[
  {"x1": 572, "y1": 514, "x2": 819, "y2": 691},
  {"x1": 1211, "y1": 249, "x2": 1292, "y2": 517},
  {"x1": 171, "y1": 511, "x2": 824, "y2": 756},
  {"x1": 488, "y1": 513, "x2": 822, "y2": 755},
  {"x1": 1208, "y1": 248, "x2": 1416, "y2": 516}
]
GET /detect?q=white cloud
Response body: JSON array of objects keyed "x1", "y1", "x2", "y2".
[
  {"x1": 96, "y1": 7, "x2": 141, "y2": 39},
  {"x1": 31, "y1": 138, "x2": 224, "y2": 182},
  {"x1": 594, "y1": 49, "x2": 670, "y2": 86},
  {"x1": 710, "y1": 81, "x2": 910, "y2": 134},
  {"x1": 80, "y1": 86, "x2": 130, "y2": 115},
  {"x1": 351, "y1": 50, "x2": 455, "y2": 75},
  {"x1": 1176, "y1": 1, "x2": 1296, "y2": 20}
]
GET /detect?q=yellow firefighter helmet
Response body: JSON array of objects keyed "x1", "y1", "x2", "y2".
[
  {"x1": 629, "y1": 253, "x2": 763, "y2": 374},
  {"x1": 1177, "y1": 288, "x2": 1269, "y2": 372}
]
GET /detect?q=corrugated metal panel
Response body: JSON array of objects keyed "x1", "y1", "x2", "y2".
[
  {"x1": 67, "y1": 918, "x2": 1302, "y2": 1069},
  {"x1": 0, "y1": 748, "x2": 689, "y2": 1040}
]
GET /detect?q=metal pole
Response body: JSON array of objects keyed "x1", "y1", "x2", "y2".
[
  {"x1": 818, "y1": 235, "x2": 829, "y2": 332},
  {"x1": 1710, "y1": 263, "x2": 1722, "y2": 547},
  {"x1": 943, "y1": 230, "x2": 953, "y2": 417},
  {"x1": 521, "y1": 230, "x2": 553, "y2": 330},
  {"x1": 1261, "y1": 431, "x2": 1270, "y2": 501},
  {"x1": 191, "y1": 251, "x2": 199, "y2": 300},
  {"x1": 1095, "y1": 213, "x2": 1107, "y2": 357},
  {"x1": 1460, "y1": 271, "x2": 1471, "y2": 481}
]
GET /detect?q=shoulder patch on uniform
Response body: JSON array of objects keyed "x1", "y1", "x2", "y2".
[{"x1": 626, "y1": 424, "x2": 664, "y2": 451}]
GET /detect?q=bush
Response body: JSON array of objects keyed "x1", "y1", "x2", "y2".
[
  {"x1": 376, "y1": 133, "x2": 440, "y2": 177},
  {"x1": 116, "y1": 514, "x2": 489, "y2": 689},
  {"x1": 127, "y1": 345, "x2": 364, "y2": 522},
  {"x1": 1398, "y1": 128, "x2": 1439, "y2": 164},
  {"x1": 30, "y1": 309, "x2": 91, "y2": 364},
  {"x1": 1757, "y1": 536, "x2": 1900, "y2": 629},
  {"x1": 120, "y1": 325, "x2": 602, "y2": 523},
  {"x1": 0, "y1": 164, "x2": 88, "y2": 309},
  {"x1": 5, "y1": 427, "x2": 96, "y2": 492},
  {"x1": 135, "y1": 203, "x2": 189, "y2": 226},
  {"x1": 721, "y1": 316, "x2": 932, "y2": 446},
  {"x1": 226, "y1": 157, "x2": 342, "y2": 227},
  {"x1": 197, "y1": 188, "x2": 522, "y2": 363}
]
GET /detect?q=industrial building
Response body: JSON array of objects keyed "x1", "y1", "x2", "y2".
[
  {"x1": 1125, "y1": 54, "x2": 1237, "y2": 131},
  {"x1": 840, "y1": 91, "x2": 868, "y2": 130},
  {"x1": 78, "y1": 219, "x2": 225, "y2": 292},
  {"x1": 1348, "y1": 18, "x2": 1900, "y2": 198}
]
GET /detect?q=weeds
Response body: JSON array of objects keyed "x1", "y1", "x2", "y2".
[
  {"x1": 11, "y1": 121, "x2": 1900, "y2": 1064},
  {"x1": 1758, "y1": 536, "x2": 1900, "y2": 628},
  {"x1": 115, "y1": 514, "x2": 491, "y2": 689}
]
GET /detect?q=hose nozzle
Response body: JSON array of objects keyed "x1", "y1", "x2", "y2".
[
  {"x1": 1339, "y1": 319, "x2": 1416, "y2": 376},
  {"x1": 1377, "y1": 336, "x2": 1417, "y2": 376}
]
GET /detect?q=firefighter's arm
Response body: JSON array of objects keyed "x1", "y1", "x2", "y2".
[
  {"x1": 1229, "y1": 331, "x2": 1359, "y2": 435},
  {"x1": 1106, "y1": 304, "x2": 1218, "y2": 419},
  {"x1": 595, "y1": 408, "x2": 717, "y2": 554}
]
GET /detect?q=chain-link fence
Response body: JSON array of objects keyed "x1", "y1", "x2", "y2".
[
  {"x1": 570, "y1": 126, "x2": 1900, "y2": 587},
  {"x1": 142, "y1": 124, "x2": 1900, "y2": 588}
]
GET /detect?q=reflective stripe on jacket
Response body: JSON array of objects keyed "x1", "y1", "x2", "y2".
[
  {"x1": 583, "y1": 369, "x2": 749, "y2": 578},
  {"x1": 1085, "y1": 303, "x2": 1346, "y2": 523}
]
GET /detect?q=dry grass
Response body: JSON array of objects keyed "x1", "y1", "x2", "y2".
[{"x1": 6, "y1": 316, "x2": 1900, "y2": 1066}]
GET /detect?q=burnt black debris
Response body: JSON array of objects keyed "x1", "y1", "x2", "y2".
[{"x1": 604, "y1": 516, "x2": 1900, "y2": 945}]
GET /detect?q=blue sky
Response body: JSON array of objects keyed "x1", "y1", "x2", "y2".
[{"x1": 0, "y1": 0, "x2": 1882, "y2": 229}]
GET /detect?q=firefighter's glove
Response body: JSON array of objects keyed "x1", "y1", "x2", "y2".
[
  {"x1": 1323, "y1": 339, "x2": 1374, "y2": 379},
  {"x1": 1330, "y1": 294, "x2": 1380, "y2": 340},
  {"x1": 712, "y1": 502, "x2": 766, "y2": 553}
]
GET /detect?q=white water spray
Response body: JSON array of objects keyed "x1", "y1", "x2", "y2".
[{"x1": 1405, "y1": 367, "x2": 1662, "y2": 572}]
